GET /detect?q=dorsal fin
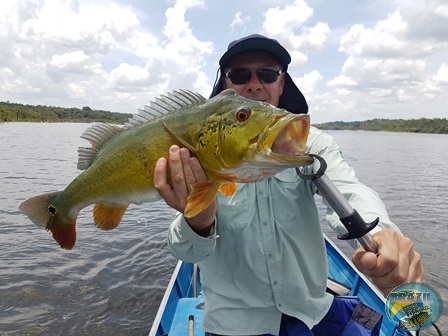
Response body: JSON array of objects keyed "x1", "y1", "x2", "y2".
[
  {"x1": 124, "y1": 90, "x2": 206, "y2": 128},
  {"x1": 77, "y1": 90, "x2": 206, "y2": 170},
  {"x1": 77, "y1": 123, "x2": 123, "y2": 170}
]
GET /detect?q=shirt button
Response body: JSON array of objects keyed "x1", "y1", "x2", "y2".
[
  {"x1": 267, "y1": 253, "x2": 273, "y2": 258},
  {"x1": 273, "y1": 281, "x2": 278, "y2": 285},
  {"x1": 278, "y1": 303, "x2": 282, "y2": 307}
]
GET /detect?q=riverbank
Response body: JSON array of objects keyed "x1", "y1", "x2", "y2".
[{"x1": 314, "y1": 118, "x2": 448, "y2": 134}]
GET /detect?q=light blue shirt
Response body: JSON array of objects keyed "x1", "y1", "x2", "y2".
[{"x1": 167, "y1": 127, "x2": 399, "y2": 335}]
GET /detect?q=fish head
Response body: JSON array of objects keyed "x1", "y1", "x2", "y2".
[{"x1": 195, "y1": 89, "x2": 313, "y2": 182}]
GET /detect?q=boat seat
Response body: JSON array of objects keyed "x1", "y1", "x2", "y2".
[{"x1": 169, "y1": 297, "x2": 205, "y2": 336}]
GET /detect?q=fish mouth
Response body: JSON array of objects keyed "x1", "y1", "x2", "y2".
[{"x1": 256, "y1": 114, "x2": 314, "y2": 165}]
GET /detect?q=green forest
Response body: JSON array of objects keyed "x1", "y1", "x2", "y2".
[
  {"x1": 1, "y1": 101, "x2": 447, "y2": 134},
  {"x1": 0, "y1": 101, "x2": 132, "y2": 123},
  {"x1": 314, "y1": 118, "x2": 448, "y2": 134}
]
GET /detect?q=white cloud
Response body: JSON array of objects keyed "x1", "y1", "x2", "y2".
[
  {"x1": 0, "y1": 0, "x2": 447, "y2": 122},
  {"x1": 230, "y1": 11, "x2": 251, "y2": 30},
  {"x1": 263, "y1": 0, "x2": 330, "y2": 51},
  {"x1": 433, "y1": 63, "x2": 448, "y2": 84},
  {"x1": 327, "y1": 75, "x2": 357, "y2": 87},
  {"x1": 294, "y1": 70, "x2": 323, "y2": 94},
  {"x1": 261, "y1": 0, "x2": 330, "y2": 73},
  {"x1": 318, "y1": 0, "x2": 448, "y2": 122},
  {"x1": 0, "y1": 0, "x2": 214, "y2": 111},
  {"x1": 435, "y1": 4, "x2": 448, "y2": 18},
  {"x1": 263, "y1": 0, "x2": 313, "y2": 35}
]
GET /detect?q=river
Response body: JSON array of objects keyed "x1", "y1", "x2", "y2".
[{"x1": 0, "y1": 123, "x2": 446, "y2": 335}]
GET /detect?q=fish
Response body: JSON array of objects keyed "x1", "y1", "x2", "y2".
[{"x1": 19, "y1": 89, "x2": 313, "y2": 250}]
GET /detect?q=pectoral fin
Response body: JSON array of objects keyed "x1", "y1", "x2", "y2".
[
  {"x1": 184, "y1": 181, "x2": 220, "y2": 218},
  {"x1": 218, "y1": 182, "x2": 238, "y2": 197},
  {"x1": 93, "y1": 203, "x2": 128, "y2": 230}
]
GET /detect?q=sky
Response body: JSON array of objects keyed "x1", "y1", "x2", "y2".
[{"x1": 1, "y1": 0, "x2": 448, "y2": 123}]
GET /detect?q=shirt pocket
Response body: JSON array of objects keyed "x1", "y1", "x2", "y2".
[
  {"x1": 216, "y1": 186, "x2": 249, "y2": 230},
  {"x1": 271, "y1": 170, "x2": 302, "y2": 223}
]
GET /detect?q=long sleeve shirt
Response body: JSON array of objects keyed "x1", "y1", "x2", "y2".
[{"x1": 167, "y1": 127, "x2": 400, "y2": 335}]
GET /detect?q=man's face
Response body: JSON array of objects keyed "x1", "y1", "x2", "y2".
[{"x1": 222, "y1": 51, "x2": 285, "y2": 107}]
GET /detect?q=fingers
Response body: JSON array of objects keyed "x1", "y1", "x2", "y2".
[
  {"x1": 169, "y1": 146, "x2": 189, "y2": 198},
  {"x1": 352, "y1": 229, "x2": 425, "y2": 296},
  {"x1": 180, "y1": 147, "x2": 196, "y2": 185},
  {"x1": 154, "y1": 157, "x2": 172, "y2": 198},
  {"x1": 353, "y1": 250, "x2": 377, "y2": 271},
  {"x1": 154, "y1": 145, "x2": 209, "y2": 213},
  {"x1": 153, "y1": 146, "x2": 187, "y2": 212},
  {"x1": 180, "y1": 148, "x2": 208, "y2": 184}
]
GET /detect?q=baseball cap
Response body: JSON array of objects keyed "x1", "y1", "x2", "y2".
[
  {"x1": 210, "y1": 34, "x2": 308, "y2": 114},
  {"x1": 219, "y1": 34, "x2": 291, "y2": 71}
]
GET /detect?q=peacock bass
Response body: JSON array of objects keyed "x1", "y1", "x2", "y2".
[{"x1": 19, "y1": 89, "x2": 313, "y2": 249}]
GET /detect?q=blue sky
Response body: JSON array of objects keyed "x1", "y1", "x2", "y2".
[{"x1": 1, "y1": 0, "x2": 447, "y2": 123}]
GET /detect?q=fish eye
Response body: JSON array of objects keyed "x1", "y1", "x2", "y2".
[{"x1": 236, "y1": 108, "x2": 251, "y2": 122}]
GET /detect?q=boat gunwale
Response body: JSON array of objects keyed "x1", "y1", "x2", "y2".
[{"x1": 149, "y1": 260, "x2": 183, "y2": 336}]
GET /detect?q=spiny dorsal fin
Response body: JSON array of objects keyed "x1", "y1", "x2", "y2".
[
  {"x1": 77, "y1": 123, "x2": 123, "y2": 170},
  {"x1": 124, "y1": 90, "x2": 206, "y2": 129}
]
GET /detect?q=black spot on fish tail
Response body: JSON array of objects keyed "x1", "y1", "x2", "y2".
[{"x1": 48, "y1": 204, "x2": 57, "y2": 216}]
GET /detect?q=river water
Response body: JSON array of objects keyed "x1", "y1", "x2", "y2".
[{"x1": 0, "y1": 123, "x2": 446, "y2": 335}]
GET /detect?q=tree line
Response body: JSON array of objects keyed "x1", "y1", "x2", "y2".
[
  {"x1": 0, "y1": 101, "x2": 132, "y2": 123},
  {"x1": 1, "y1": 101, "x2": 447, "y2": 134},
  {"x1": 314, "y1": 118, "x2": 448, "y2": 134}
]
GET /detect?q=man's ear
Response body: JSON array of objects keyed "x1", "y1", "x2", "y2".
[
  {"x1": 278, "y1": 73, "x2": 285, "y2": 95},
  {"x1": 221, "y1": 77, "x2": 227, "y2": 90}
]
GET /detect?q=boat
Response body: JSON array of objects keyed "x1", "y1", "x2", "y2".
[{"x1": 149, "y1": 234, "x2": 411, "y2": 336}]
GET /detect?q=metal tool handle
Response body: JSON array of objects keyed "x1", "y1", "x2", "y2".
[{"x1": 297, "y1": 154, "x2": 379, "y2": 254}]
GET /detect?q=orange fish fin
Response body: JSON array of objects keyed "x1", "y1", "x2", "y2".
[
  {"x1": 184, "y1": 181, "x2": 220, "y2": 218},
  {"x1": 93, "y1": 203, "x2": 128, "y2": 230},
  {"x1": 218, "y1": 183, "x2": 238, "y2": 197},
  {"x1": 48, "y1": 219, "x2": 77, "y2": 250}
]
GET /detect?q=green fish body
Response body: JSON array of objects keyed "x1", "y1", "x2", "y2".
[{"x1": 19, "y1": 89, "x2": 313, "y2": 249}]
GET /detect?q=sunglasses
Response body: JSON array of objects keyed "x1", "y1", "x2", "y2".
[{"x1": 223, "y1": 67, "x2": 283, "y2": 85}]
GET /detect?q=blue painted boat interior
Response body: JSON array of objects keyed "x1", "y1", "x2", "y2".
[{"x1": 150, "y1": 236, "x2": 411, "y2": 336}]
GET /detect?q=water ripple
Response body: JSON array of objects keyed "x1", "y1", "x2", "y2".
[{"x1": 1, "y1": 125, "x2": 446, "y2": 335}]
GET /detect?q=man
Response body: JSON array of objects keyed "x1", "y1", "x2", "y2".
[{"x1": 154, "y1": 34, "x2": 424, "y2": 335}]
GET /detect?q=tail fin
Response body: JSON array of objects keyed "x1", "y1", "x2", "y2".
[{"x1": 19, "y1": 192, "x2": 77, "y2": 250}]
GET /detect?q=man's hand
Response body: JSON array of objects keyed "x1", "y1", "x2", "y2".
[
  {"x1": 154, "y1": 145, "x2": 217, "y2": 236},
  {"x1": 352, "y1": 229, "x2": 424, "y2": 296}
]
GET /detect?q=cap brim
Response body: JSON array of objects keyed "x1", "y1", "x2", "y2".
[{"x1": 220, "y1": 37, "x2": 291, "y2": 69}]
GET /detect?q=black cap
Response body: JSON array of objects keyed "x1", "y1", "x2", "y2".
[
  {"x1": 210, "y1": 34, "x2": 308, "y2": 114},
  {"x1": 219, "y1": 34, "x2": 291, "y2": 71}
]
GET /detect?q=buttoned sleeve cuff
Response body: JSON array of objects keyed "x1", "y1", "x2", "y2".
[
  {"x1": 167, "y1": 213, "x2": 219, "y2": 263},
  {"x1": 178, "y1": 215, "x2": 219, "y2": 242}
]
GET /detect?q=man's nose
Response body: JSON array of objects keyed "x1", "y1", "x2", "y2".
[{"x1": 246, "y1": 70, "x2": 263, "y2": 89}]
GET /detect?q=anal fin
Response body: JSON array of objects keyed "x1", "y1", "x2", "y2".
[{"x1": 93, "y1": 203, "x2": 128, "y2": 230}]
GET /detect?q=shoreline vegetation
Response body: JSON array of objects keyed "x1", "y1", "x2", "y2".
[
  {"x1": 0, "y1": 101, "x2": 132, "y2": 124},
  {"x1": 1, "y1": 101, "x2": 447, "y2": 134}
]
